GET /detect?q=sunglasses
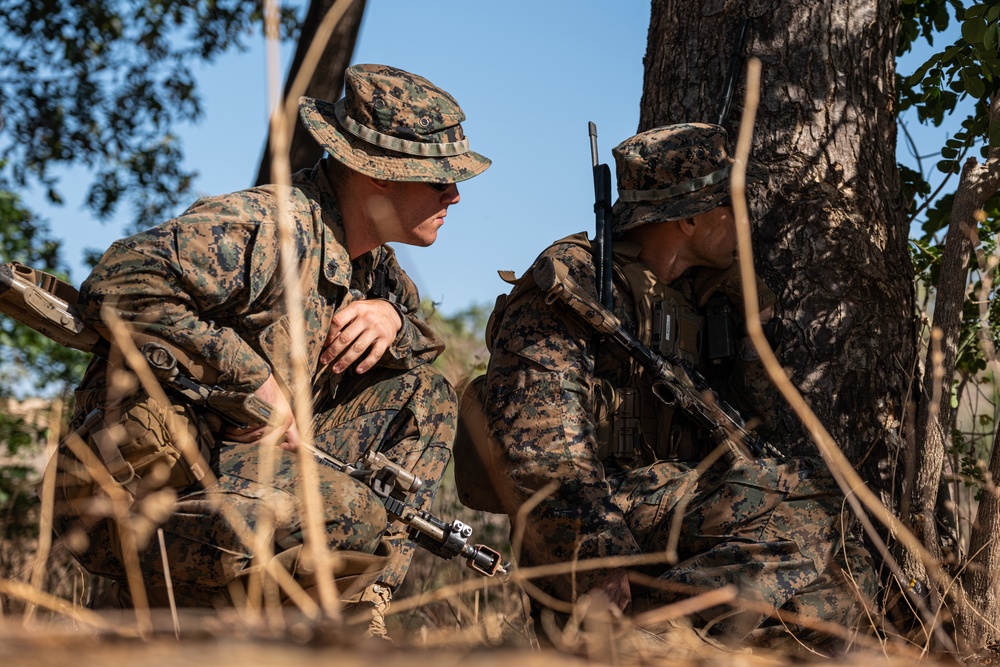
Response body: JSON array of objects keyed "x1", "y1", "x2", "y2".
[{"x1": 425, "y1": 182, "x2": 450, "y2": 192}]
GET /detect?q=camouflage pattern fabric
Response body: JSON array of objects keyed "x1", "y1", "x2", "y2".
[
  {"x1": 54, "y1": 158, "x2": 453, "y2": 602},
  {"x1": 611, "y1": 123, "x2": 735, "y2": 232},
  {"x1": 484, "y1": 239, "x2": 876, "y2": 644},
  {"x1": 77, "y1": 159, "x2": 444, "y2": 393},
  {"x1": 299, "y1": 64, "x2": 490, "y2": 184},
  {"x1": 312, "y1": 363, "x2": 457, "y2": 588},
  {"x1": 54, "y1": 437, "x2": 389, "y2": 606}
]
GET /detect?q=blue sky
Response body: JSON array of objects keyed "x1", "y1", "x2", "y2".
[{"x1": 31, "y1": 1, "x2": 961, "y2": 317}]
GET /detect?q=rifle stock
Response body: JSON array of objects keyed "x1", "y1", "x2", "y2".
[{"x1": 0, "y1": 262, "x2": 106, "y2": 355}]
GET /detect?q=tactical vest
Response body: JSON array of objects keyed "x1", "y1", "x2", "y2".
[
  {"x1": 591, "y1": 238, "x2": 707, "y2": 467},
  {"x1": 454, "y1": 234, "x2": 714, "y2": 512}
]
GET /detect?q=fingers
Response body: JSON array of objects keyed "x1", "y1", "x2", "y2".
[
  {"x1": 221, "y1": 374, "x2": 300, "y2": 450},
  {"x1": 320, "y1": 300, "x2": 402, "y2": 373},
  {"x1": 279, "y1": 422, "x2": 301, "y2": 452},
  {"x1": 590, "y1": 569, "x2": 632, "y2": 612}
]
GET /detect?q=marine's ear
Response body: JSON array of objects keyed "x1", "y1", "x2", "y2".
[{"x1": 677, "y1": 216, "x2": 697, "y2": 238}]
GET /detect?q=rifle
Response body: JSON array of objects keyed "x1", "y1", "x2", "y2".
[
  {"x1": 588, "y1": 122, "x2": 615, "y2": 310},
  {"x1": 151, "y1": 344, "x2": 509, "y2": 578},
  {"x1": 0, "y1": 261, "x2": 510, "y2": 578},
  {"x1": 533, "y1": 255, "x2": 783, "y2": 462},
  {"x1": 306, "y1": 444, "x2": 509, "y2": 577},
  {"x1": 715, "y1": 19, "x2": 750, "y2": 128}
]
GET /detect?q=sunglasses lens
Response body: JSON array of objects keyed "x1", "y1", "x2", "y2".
[{"x1": 427, "y1": 182, "x2": 449, "y2": 192}]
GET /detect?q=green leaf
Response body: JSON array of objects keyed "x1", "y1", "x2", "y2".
[
  {"x1": 984, "y1": 24, "x2": 998, "y2": 56},
  {"x1": 938, "y1": 158, "x2": 959, "y2": 173},
  {"x1": 963, "y1": 16, "x2": 988, "y2": 44},
  {"x1": 943, "y1": 44, "x2": 964, "y2": 62},
  {"x1": 941, "y1": 146, "x2": 959, "y2": 158},
  {"x1": 988, "y1": 5, "x2": 1000, "y2": 22},
  {"x1": 965, "y1": 4, "x2": 986, "y2": 19},
  {"x1": 965, "y1": 70, "x2": 987, "y2": 98}
]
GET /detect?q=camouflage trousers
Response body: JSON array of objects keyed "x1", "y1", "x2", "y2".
[
  {"x1": 53, "y1": 362, "x2": 456, "y2": 606},
  {"x1": 613, "y1": 455, "x2": 877, "y2": 645},
  {"x1": 311, "y1": 363, "x2": 457, "y2": 588}
]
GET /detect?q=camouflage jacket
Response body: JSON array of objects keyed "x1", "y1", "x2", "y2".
[
  {"x1": 484, "y1": 237, "x2": 773, "y2": 567},
  {"x1": 77, "y1": 159, "x2": 444, "y2": 399}
]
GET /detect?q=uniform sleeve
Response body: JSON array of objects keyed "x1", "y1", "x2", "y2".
[
  {"x1": 484, "y1": 243, "x2": 640, "y2": 597},
  {"x1": 376, "y1": 246, "x2": 445, "y2": 368},
  {"x1": 78, "y1": 194, "x2": 280, "y2": 393}
]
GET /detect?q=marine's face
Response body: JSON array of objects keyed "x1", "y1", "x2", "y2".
[
  {"x1": 367, "y1": 180, "x2": 461, "y2": 247},
  {"x1": 691, "y1": 205, "x2": 737, "y2": 269}
]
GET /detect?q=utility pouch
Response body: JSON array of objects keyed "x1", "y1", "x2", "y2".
[
  {"x1": 652, "y1": 297, "x2": 702, "y2": 367},
  {"x1": 453, "y1": 375, "x2": 506, "y2": 514},
  {"x1": 62, "y1": 381, "x2": 214, "y2": 513},
  {"x1": 703, "y1": 292, "x2": 738, "y2": 372}
]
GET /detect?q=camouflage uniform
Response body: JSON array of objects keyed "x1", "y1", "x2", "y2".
[
  {"x1": 483, "y1": 124, "x2": 875, "y2": 645},
  {"x1": 53, "y1": 64, "x2": 490, "y2": 606}
]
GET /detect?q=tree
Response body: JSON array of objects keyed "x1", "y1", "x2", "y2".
[
  {"x1": 641, "y1": 0, "x2": 999, "y2": 651},
  {"x1": 255, "y1": 0, "x2": 367, "y2": 185},
  {"x1": 0, "y1": 1, "x2": 302, "y2": 232},
  {"x1": 0, "y1": 1, "x2": 302, "y2": 390},
  {"x1": 642, "y1": 0, "x2": 913, "y2": 516}
]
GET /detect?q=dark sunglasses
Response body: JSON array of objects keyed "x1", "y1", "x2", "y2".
[{"x1": 426, "y1": 182, "x2": 450, "y2": 192}]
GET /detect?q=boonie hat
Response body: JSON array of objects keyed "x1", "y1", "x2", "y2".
[
  {"x1": 299, "y1": 64, "x2": 491, "y2": 184},
  {"x1": 611, "y1": 123, "x2": 734, "y2": 232}
]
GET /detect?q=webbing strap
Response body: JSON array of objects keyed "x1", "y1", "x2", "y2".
[{"x1": 334, "y1": 98, "x2": 469, "y2": 157}]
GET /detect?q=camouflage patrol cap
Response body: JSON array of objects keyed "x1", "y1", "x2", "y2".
[
  {"x1": 299, "y1": 64, "x2": 491, "y2": 184},
  {"x1": 611, "y1": 123, "x2": 734, "y2": 232}
]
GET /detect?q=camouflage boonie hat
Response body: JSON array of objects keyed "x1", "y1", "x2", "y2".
[
  {"x1": 299, "y1": 64, "x2": 491, "y2": 184},
  {"x1": 611, "y1": 123, "x2": 733, "y2": 232}
]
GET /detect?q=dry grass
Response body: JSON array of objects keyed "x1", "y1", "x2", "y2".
[
  {"x1": 0, "y1": 320, "x2": 976, "y2": 666},
  {"x1": 0, "y1": 451, "x2": 958, "y2": 667}
]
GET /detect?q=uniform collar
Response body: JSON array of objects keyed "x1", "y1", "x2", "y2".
[{"x1": 301, "y1": 159, "x2": 373, "y2": 290}]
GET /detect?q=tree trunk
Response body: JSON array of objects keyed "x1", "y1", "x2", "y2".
[
  {"x1": 902, "y1": 156, "x2": 981, "y2": 592},
  {"x1": 955, "y1": 94, "x2": 1000, "y2": 650},
  {"x1": 255, "y1": 0, "x2": 367, "y2": 185},
  {"x1": 640, "y1": 0, "x2": 914, "y2": 501}
]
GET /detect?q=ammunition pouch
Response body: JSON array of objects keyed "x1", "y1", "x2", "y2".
[
  {"x1": 60, "y1": 378, "x2": 215, "y2": 520},
  {"x1": 454, "y1": 374, "x2": 506, "y2": 514}
]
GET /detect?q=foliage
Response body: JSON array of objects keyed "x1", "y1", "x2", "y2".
[
  {"x1": 427, "y1": 303, "x2": 492, "y2": 394},
  {"x1": 0, "y1": 0, "x2": 300, "y2": 233},
  {"x1": 0, "y1": 188, "x2": 88, "y2": 395},
  {"x1": 900, "y1": 2, "x2": 1000, "y2": 425},
  {"x1": 0, "y1": 1, "x2": 302, "y2": 393},
  {"x1": 0, "y1": 408, "x2": 46, "y2": 540},
  {"x1": 898, "y1": 1, "x2": 1000, "y2": 204}
]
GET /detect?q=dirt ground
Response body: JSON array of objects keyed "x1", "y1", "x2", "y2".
[
  {"x1": 0, "y1": 624, "x2": 927, "y2": 667},
  {"x1": 0, "y1": 598, "x2": 953, "y2": 667}
]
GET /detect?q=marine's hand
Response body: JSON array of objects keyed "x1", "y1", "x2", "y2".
[
  {"x1": 222, "y1": 374, "x2": 301, "y2": 452},
  {"x1": 320, "y1": 299, "x2": 402, "y2": 374},
  {"x1": 590, "y1": 568, "x2": 632, "y2": 612}
]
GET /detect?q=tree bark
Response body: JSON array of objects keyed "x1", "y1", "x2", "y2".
[
  {"x1": 955, "y1": 94, "x2": 1000, "y2": 650},
  {"x1": 641, "y1": 0, "x2": 915, "y2": 501},
  {"x1": 904, "y1": 157, "x2": 982, "y2": 577},
  {"x1": 254, "y1": 0, "x2": 367, "y2": 186}
]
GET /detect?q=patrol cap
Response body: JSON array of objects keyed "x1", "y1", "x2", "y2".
[
  {"x1": 611, "y1": 123, "x2": 734, "y2": 232},
  {"x1": 299, "y1": 64, "x2": 491, "y2": 184}
]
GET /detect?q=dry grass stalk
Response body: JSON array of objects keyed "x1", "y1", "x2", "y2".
[
  {"x1": 21, "y1": 398, "x2": 62, "y2": 625},
  {"x1": 264, "y1": 0, "x2": 341, "y2": 620},
  {"x1": 98, "y1": 306, "x2": 322, "y2": 624},
  {"x1": 0, "y1": 578, "x2": 124, "y2": 634}
]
